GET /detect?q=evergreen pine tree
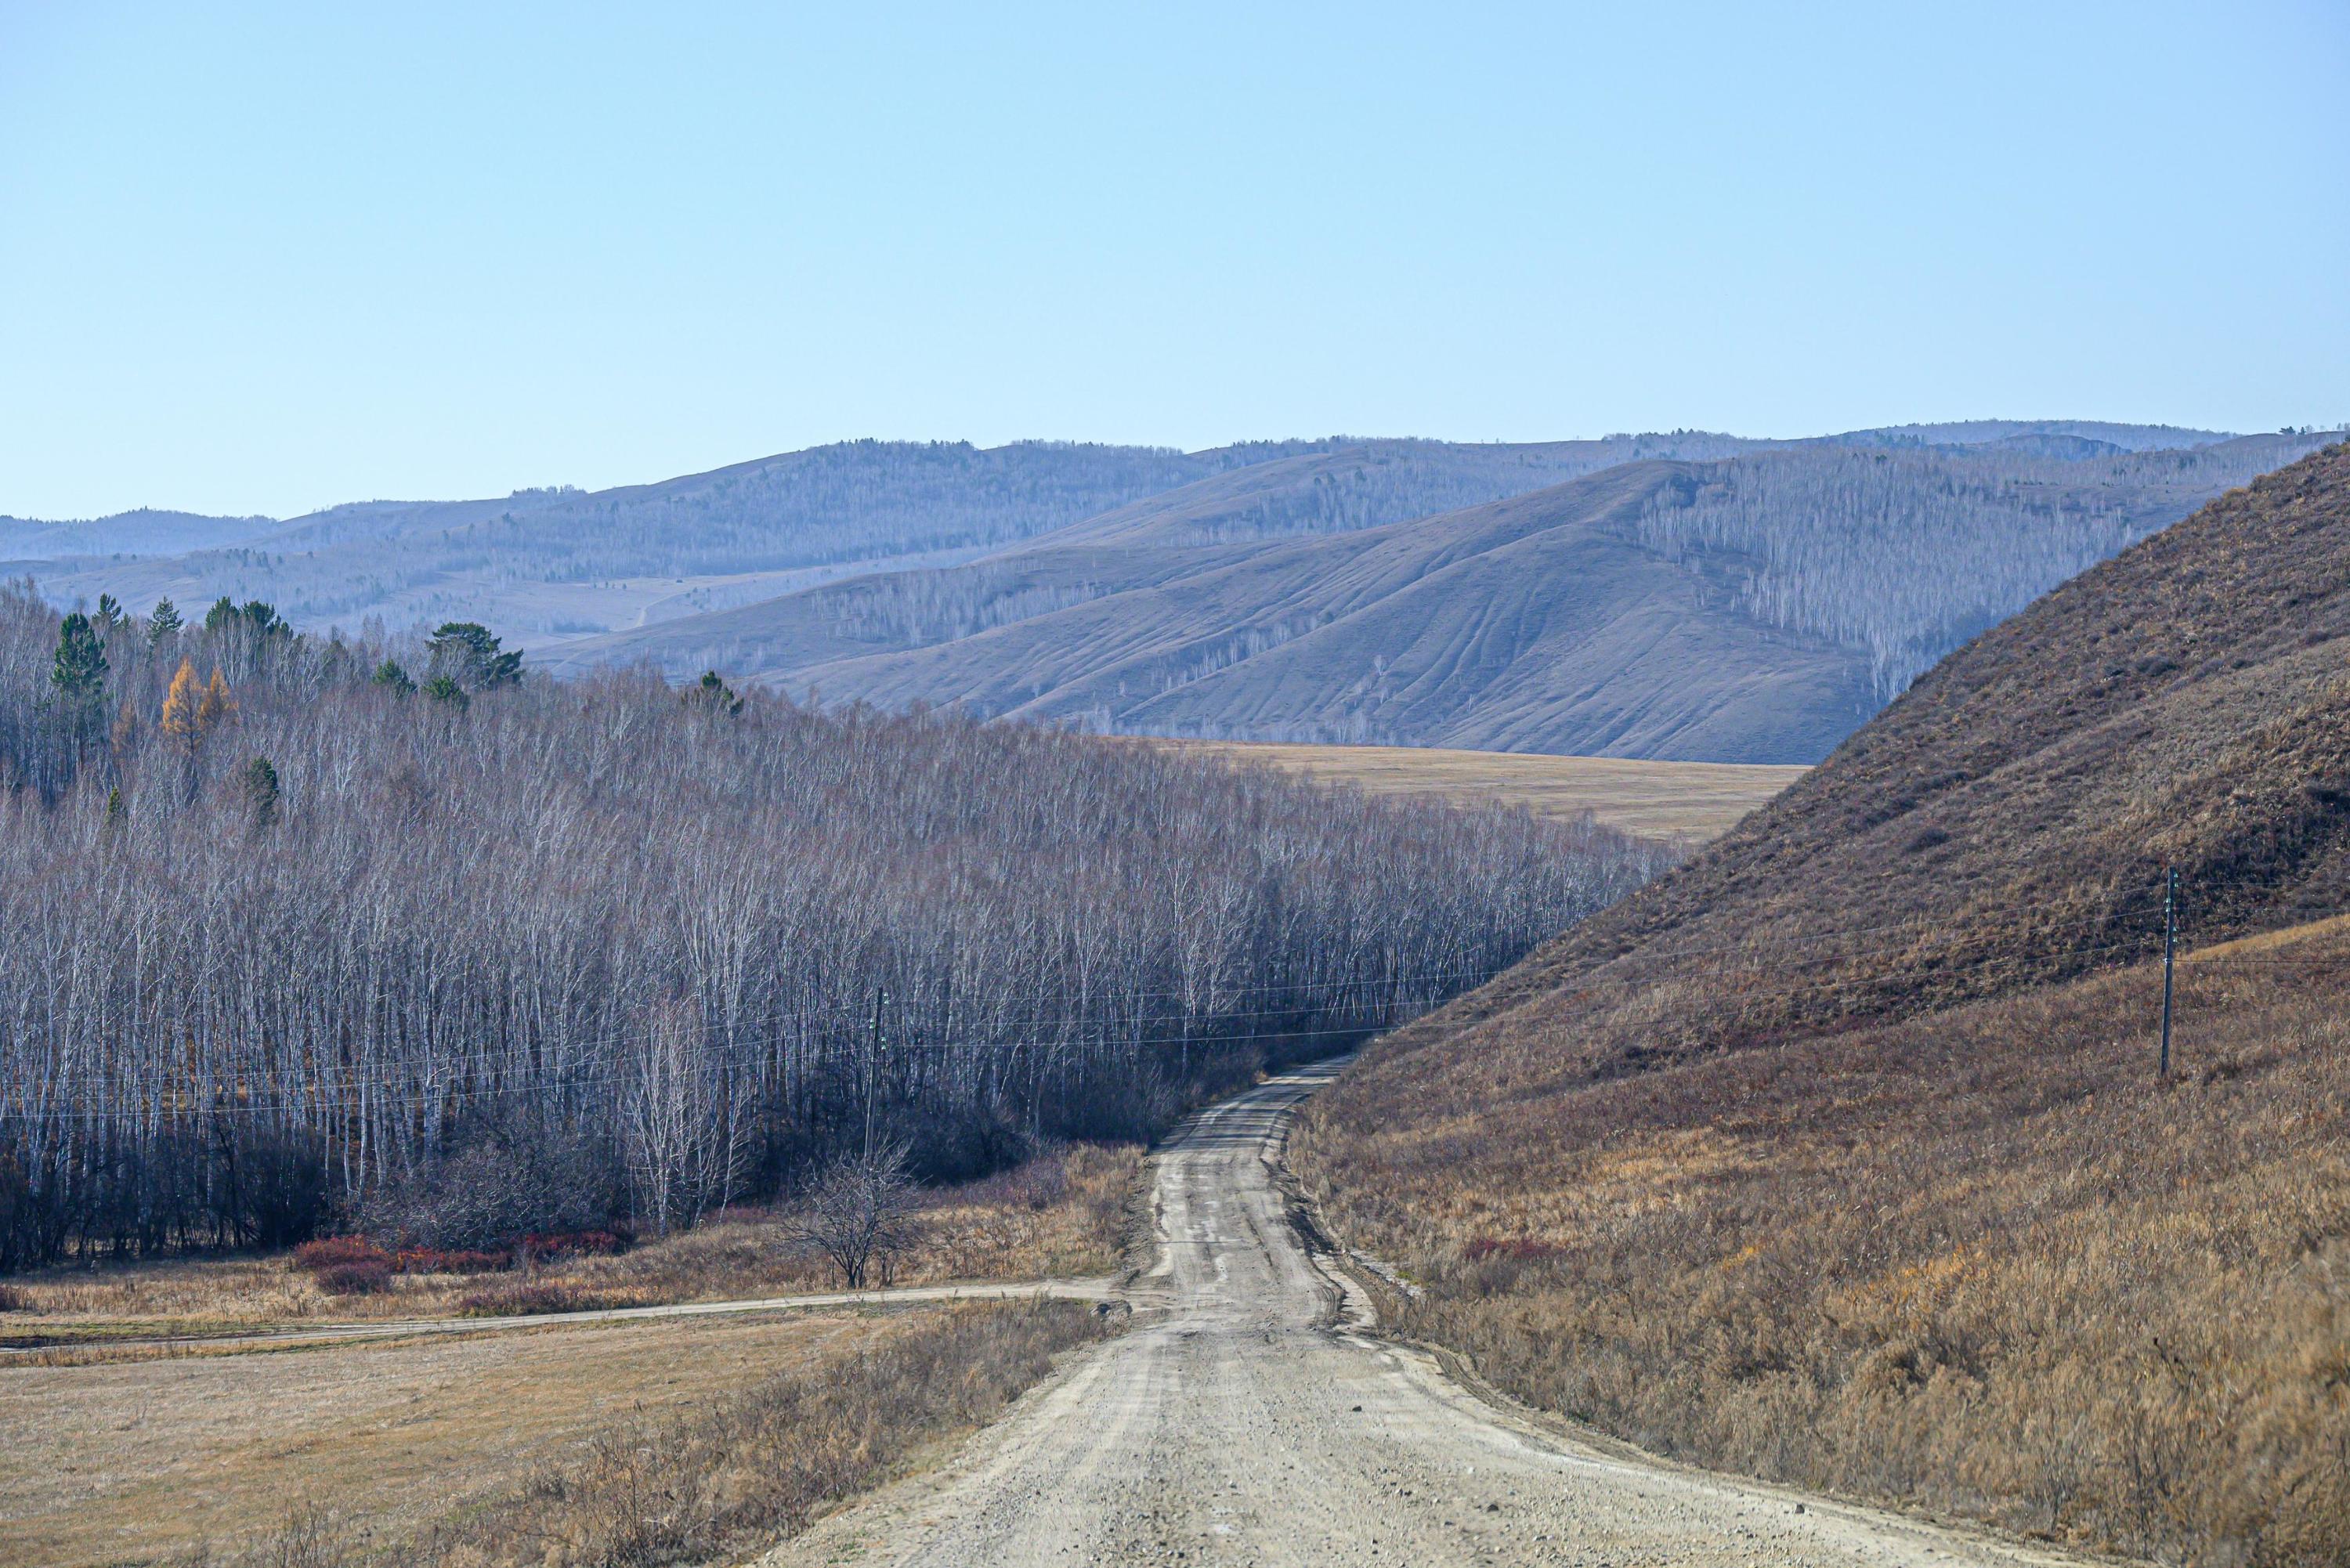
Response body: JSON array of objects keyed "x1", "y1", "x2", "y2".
[
  {"x1": 147, "y1": 597, "x2": 183, "y2": 647},
  {"x1": 240, "y1": 756, "x2": 280, "y2": 833},
  {"x1": 50, "y1": 612, "x2": 109, "y2": 746}
]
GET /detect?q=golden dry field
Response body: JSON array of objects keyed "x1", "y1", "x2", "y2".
[
  {"x1": 0, "y1": 1142, "x2": 1138, "y2": 1566},
  {"x1": 0, "y1": 1309, "x2": 864, "y2": 1565},
  {"x1": 1156, "y1": 740, "x2": 1804, "y2": 840}
]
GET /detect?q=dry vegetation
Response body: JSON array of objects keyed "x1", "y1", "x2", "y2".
[
  {"x1": 0, "y1": 1296, "x2": 1106, "y2": 1566},
  {"x1": 1154, "y1": 740, "x2": 1804, "y2": 840},
  {"x1": 1299, "y1": 932, "x2": 2350, "y2": 1566},
  {"x1": 1296, "y1": 449, "x2": 2350, "y2": 1566},
  {"x1": 2, "y1": 1143, "x2": 1137, "y2": 1349}
]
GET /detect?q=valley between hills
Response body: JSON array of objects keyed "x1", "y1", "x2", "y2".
[{"x1": 5, "y1": 439, "x2": 2348, "y2": 1568}]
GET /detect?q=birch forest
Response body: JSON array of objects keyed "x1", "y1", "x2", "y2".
[{"x1": 0, "y1": 584, "x2": 1665, "y2": 1270}]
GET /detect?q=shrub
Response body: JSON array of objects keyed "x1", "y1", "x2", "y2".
[
  {"x1": 457, "y1": 1281, "x2": 625, "y2": 1317},
  {"x1": 0, "y1": 1282, "x2": 26, "y2": 1312},
  {"x1": 293, "y1": 1235, "x2": 392, "y2": 1273},
  {"x1": 516, "y1": 1228, "x2": 630, "y2": 1264},
  {"x1": 356, "y1": 1133, "x2": 620, "y2": 1252},
  {"x1": 315, "y1": 1261, "x2": 393, "y2": 1296},
  {"x1": 390, "y1": 1247, "x2": 509, "y2": 1275}
]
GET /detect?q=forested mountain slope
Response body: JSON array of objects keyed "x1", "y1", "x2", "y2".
[
  {"x1": 18, "y1": 435, "x2": 1741, "y2": 648},
  {"x1": 1295, "y1": 443, "x2": 2350, "y2": 1566},
  {"x1": 565, "y1": 431, "x2": 2334, "y2": 761}
]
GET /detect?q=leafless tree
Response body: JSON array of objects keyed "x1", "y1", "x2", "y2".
[
  {"x1": 787, "y1": 1143, "x2": 917, "y2": 1289},
  {"x1": 0, "y1": 583, "x2": 1668, "y2": 1270}
]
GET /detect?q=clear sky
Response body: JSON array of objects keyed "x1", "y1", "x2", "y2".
[{"x1": 2, "y1": 1, "x2": 2345, "y2": 519}]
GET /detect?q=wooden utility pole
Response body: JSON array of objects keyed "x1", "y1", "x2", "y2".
[
  {"x1": 2160, "y1": 868, "x2": 2178, "y2": 1077},
  {"x1": 865, "y1": 987, "x2": 885, "y2": 1162}
]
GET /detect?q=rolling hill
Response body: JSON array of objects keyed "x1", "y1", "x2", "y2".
[
  {"x1": 13, "y1": 434, "x2": 1749, "y2": 646},
  {"x1": 555, "y1": 429, "x2": 2334, "y2": 761},
  {"x1": 1294, "y1": 442, "x2": 2350, "y2": 1565},
  {"x1": 17, "y1": 422, "x2": 2337, "y2": 764}
]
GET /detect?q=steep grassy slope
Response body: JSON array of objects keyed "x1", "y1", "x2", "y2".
[{"x1": 1295, "y1": 443, "x2": 2350, "y2": 1565}]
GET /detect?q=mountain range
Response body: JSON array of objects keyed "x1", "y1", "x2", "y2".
[{"x1": 9, "y1": 421, "x2": 2337, "y2": 763}]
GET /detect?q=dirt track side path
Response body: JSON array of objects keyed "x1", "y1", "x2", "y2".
[
  {"x1": 757, "y1": 1061, "x2": 2096, "y2": 1568},
  {"x1": 1, "y1": 1280, "x2": 1119, "y2": 1360}
]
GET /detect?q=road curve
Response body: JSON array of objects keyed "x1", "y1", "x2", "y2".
[{"x1": 757, "y1": 1060, "x2": 2089, "y2": 1568}]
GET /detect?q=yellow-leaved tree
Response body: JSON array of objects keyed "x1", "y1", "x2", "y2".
[
  {"x1": 198, "y1": 668, "x2": 235, "y2": 732},
  {"x1": 158, "y1": 660, "x2": 233, "y2": 756},
  {"x1": 159, "y1": 659, "x2": 201, "y2": 753}
]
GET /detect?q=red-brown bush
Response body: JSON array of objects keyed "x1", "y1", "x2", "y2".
[
  {"x1": 519, "y1": 1229, "x2": 630, "y2": 1263},
  {"x1": 316, "y1": 1260, "x2": 393, "y2": 1295},
  {"x1": 293, "y1": 1235, "x2": 391, "y2": 1272}
]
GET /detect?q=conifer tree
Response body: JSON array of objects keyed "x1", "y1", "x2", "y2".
[
  {"x1": 49, "y1": 612, "x2": 108, "y2": 746},
  {"x1": 240, "y1": 756, "x2": 280, "y2": 833},
  {"x1": 110, "y1": 696, "x2": 141, "y2": 762},
  {"x1": 198, "y1": 669, "x2": 235, "y2": 731},
  {"x1": 428, "y1": 622, "x2": 522, "y2": 690},
  {"x1": 160, "y1": 659, "x2": 203, "y2": 753},
  {"x1": 147, "y1": 597, "x2": 183, "y2": 645}
]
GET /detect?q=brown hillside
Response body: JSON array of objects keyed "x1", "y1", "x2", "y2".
[
  {"x1": 1383, "y1": 441, "x2": 2350, "y2": 1082},
  {"x1": 1300, "y1": 445, "x2": 2350, "y2": 1566}
]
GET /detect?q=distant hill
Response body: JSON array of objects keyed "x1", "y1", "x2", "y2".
[
  {"x1": 0, "y1": 508, "x2": 275, "y2": 562},
  {"x1": 22, "y1": 421, "x2": 2339, "y2": 764},
  {"x1": 16, "y1": 433, "x2": 1756, "y2": 641},
  {"x1": 558, "y1": 429, "x2": 2334, "y2": 761}
]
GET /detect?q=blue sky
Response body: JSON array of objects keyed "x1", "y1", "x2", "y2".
[{"x1": 2, "y1": 1, "x2": 2344, "y2": 518}]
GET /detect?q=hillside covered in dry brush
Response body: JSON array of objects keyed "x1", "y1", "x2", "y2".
[{"x1": 1296, "y1": 443, "x2": 2350, "y2": 1566}]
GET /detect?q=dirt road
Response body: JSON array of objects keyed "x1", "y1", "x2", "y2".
[{"x1": 759, "y1": 1062, "x2": 2088, "y2": 1568}]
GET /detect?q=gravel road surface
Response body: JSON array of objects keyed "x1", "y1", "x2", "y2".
[{"x1": 758, "y1": 1061, "x2": 2091, "y2": 1568}]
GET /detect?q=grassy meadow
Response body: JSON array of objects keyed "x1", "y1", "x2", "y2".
[{"x1": 1155, "y1": 740, "x2": 1806, "y2": 840}]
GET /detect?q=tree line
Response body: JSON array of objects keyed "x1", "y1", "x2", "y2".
[{"x1": 0, "y1": 583, "x2": 1668, "y2": 1270}]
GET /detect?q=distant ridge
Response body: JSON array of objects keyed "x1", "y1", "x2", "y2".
[{"x1": 16, "y1": 421, "x2": 2341, "y2": 764}]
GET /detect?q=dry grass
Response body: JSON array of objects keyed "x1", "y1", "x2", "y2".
[
  {"x1": 1153, "y1": 740, "x2": 1803, "y2": 840},
  {"x1": 0, "y1": 1307, "x2": 868, "y2": 1565},
  {"x1": 416, "y1": 1299, "x2": 1106, "y2": 1567},
  {"x1": 1297, "y1": 930, "x2": 2350, "y2": 1566},
  {"x1": 2, "y1": 1142, "x2": 1137, "y2": 1344},
  {"x1": 0, "y1": 1297, "x2": 1106, "y2": 1567}
]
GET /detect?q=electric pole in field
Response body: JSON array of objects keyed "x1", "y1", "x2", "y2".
[
  {"x1": 2160, "y1": 868, "x2": 2178, "y2": 1077},
  {"x1": 865, "y1": 987, "x2": 886, "y2": 1162}
]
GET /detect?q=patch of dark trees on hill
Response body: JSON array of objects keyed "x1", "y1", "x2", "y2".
[{"x1": 0, "y1": 584, "x2": 1668, "y2": 1272}]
